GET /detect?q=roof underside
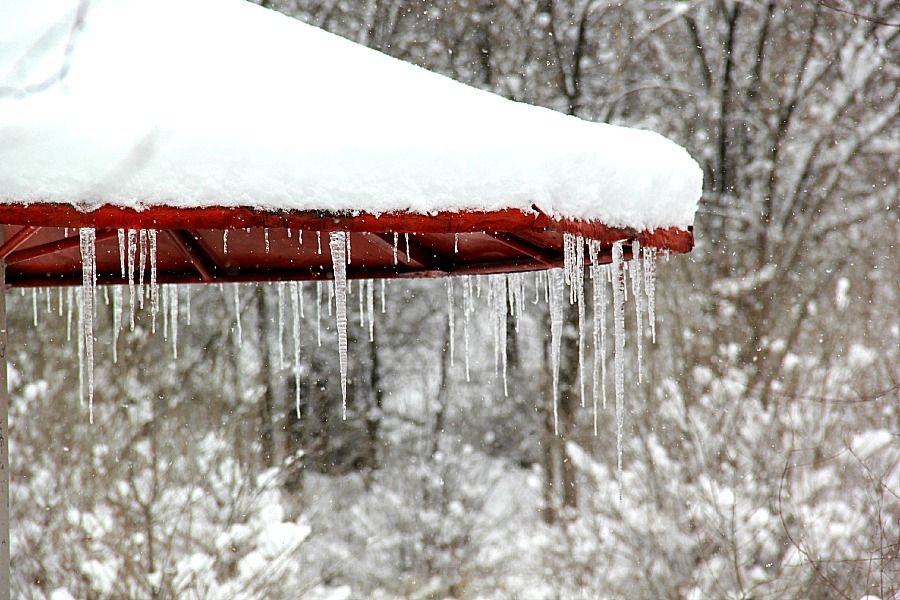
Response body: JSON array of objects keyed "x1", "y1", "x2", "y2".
[{"x1": 0, "y1": 204, "x2": 693, "y2": 288}]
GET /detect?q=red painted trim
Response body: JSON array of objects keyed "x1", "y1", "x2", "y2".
[
  {"x1": 0, "y1": 203, "x2": 694, "y2": 288},
  {"x1": 0, "y1": 203, "x2": 693, "y2": 251}
]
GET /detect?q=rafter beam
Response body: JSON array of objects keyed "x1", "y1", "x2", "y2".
[
  {"x1": 486, "y1": 232, "x2": 559, "y2": 266},
  {"x1": 165, "y1": 230, "x2": 215, "y2": 283},
  {"x1": 368, "y1": 233, "x2": 450, "y2": 272},
  {"x1": 0, "y1": 227, "x2": 39, "y2": 262},
  {"x1": 4, "y1": 229, "x2": 118, "y2": 265}
]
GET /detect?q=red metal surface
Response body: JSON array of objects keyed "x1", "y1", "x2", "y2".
[{"x1": 0, "y1": 204, "x2": 693, "y2": 288}]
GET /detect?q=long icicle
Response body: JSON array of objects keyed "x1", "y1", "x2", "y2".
[
  {"x1": 329, "y1": 232, "x2": 349, "y2": 419},
  {"x1": 574, "y1": 236, "x2": 586, "y2": 407},
  {"x1": 366, "y1": 279, "x2": 374, "y2": 343},
  {"x1": 138, "y1": 229, "x2": 147, "y2": 308},
  {"x1": 79, "y1": 228, "x2": 96, "y2": 424},
  {"x1": 290, "y1": 281, "x2": 302, "y2": 418},
  {"x1": 611, "y1": 241, "x2": 627, "y2": 501},
  {"x1": 112, "y1": 286, "x2": 122, "y2": 363},
  {"x1": 548, "y1": 268, "x2": 564, "y2": 435},
  {"x1": 630, "y1": 240, "x2": 643, "y2": 384},
  {"x1": 149, "y1": 230, "x2": 158, "y2": 334},
  {"x1": 127, "y1": 229, "x2": 137, "y2": 330},
  {"x1": 446, "y1": 278, "x2": 455, "y2": 366},
  {"x1": 316, "y1": 281, "x2": 322, "y2": 347},
  {"x1": 117, "y1": 229, "x2": 126, "y2": 279},
  {"x1": 644, "y1": 247, "x2": 657, "y2": 343},
  {"x1": 463, "y1": 275, "x2": 472, "y2": 382},
  {"x1": 170, "y1": 285, "x2": 179, "y2": 359},
  {"x1": 496, "y1": 276, "x2": 508, "y2": 397},
  {"x1": 233, "y1": 285, "x2": 242, "y2": 347},
  {"x1": 277, "y1": 282, "x2": 286, "y2": 369}
]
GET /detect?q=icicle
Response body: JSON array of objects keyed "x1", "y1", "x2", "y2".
[
  {"x1": 66, "y1": 287, "x2": 74, "y2": 341},
  {"x1": 32, "y1": 288, "x2": 38, "y2": 326},
  {"x1": 170, "y1": 285, "x2": 179, "y2": 359},
  {"x1": 117, "y1": 228, "x2": 126, "y2": 278},
  {"x1": 630, "y1": 240, "x2": 643, "y2": 384},
  {"x1": 575, "y1": 237, "x2": 586, "y2": 407},
  {"x1": 533, "y1": 271, "x2": 541, "y2": 304},
  {"x1": 103, "y1": 285, "x2": 109, "y2": 307},
  {"x1": 58, "y1": 287, "x2": 64, "y2": 317},
  {"x1": 138, "y1": 229, "x2": 147, "y2": 308},
  {"x1": 446, "y1": 278, "x2": 455, "y2": 366},
  {"x1": 327, "y1": 277, "x2": 333, "y2": 316},
  {"x1": 611, "y1": 241, "x2": 627, "y2": 500},
  {"x1": 548, "y1": 269, "x2": 564, "y2": 435},
  {"x1": 358, "y1": 279, "x2": 365, "y2": 328},
  {"x1": 76, "y1": 291, "x2": 83, "y2": 407},
  {"x1": 495, "y1": 276, "x2": 508, "y2": 397},
  {"x1": 316, "y1": 281, "x2": 322, "y2": 347},
  {"x1": 149, "y1": 230, "x2": 158, "y2": 334},
  {"x1": 185, "y1": 285, "x2": 191, "y2": 326},
  {"x1": 463, "y1": 275, "x2": 472, "y2": 382},
  {"x1": 404, "y1": 233, "x2": 410, "y2": 263},
  {"x1": 366, "y1": 279, "x2": 374, "y2": 342},
  {"x1": 223, "y1": 230, "x2": 228, "y2": 254},
  {"x1": 112, "y1": 286, "x2": 122, "y2": 363},
  {"x1": 563, "y1": 233, "x2": 577, "y2": 299},
  {"x1": 264, "y1": 228, "x2": 270, "y2": 253},
  {"x1": 290, "y1": 281, "x2": 302, "y2": 418},
  {"x1": 79, "y1": 228, "x2": 96, "y2": 423},
  {"x1": 644, "y1": 247, "x2": 657, "y2": 343},
  {"x1": 590, "y1": 243, "x2": 609, "y2": 437},
  {"x1": 233, "y1": 285, "x2": 242, "y2": 347},
  {"x1": 544, "y1": 270, "x2": 550, "y2": 303},
  {"x1": 509, "y1": 273, "x2": 525, "y2": 333},
  {"x1": 489, "y1": 279, "x2": 499, "y2": 375},
  {"x1": 346, "y1": 232, "x2": 352, "y2": 265},
  {"x1": 329, "y1": 232, "x2": 349, "y2": 418},
  {"x1": 454, "y1": 233, "x2": 459, "y2": 254},
  {"x1": 162, "y1": 283, "x2": 170, "y2": 340},
  {"x1": 392, "y1": 233, "x2": 399, "y2": 265},
  {"x1": 380, "y1": 279, "x2": 386, "y2": 314},
  {"x1": 317, "y1": 231, "x2": 322, "y2": 255},
  {"x1": 287, "y1": 227, "x2": 292, "y2": 239},
  {"x1": 127, "y1": 229, "x2": 137, "y2": 330},
  {"x1": 45, "y1": 287, "x2": 51, "y2": 314},
  {"x1": 299, "y1": 230, "x2": 303, "y2": 244},
  {"x1": 299, "y1": 281, "x2": 305, "y2": 318},
  {"x1": 277, "y1": 282, "x2": 286, "y2": 369}
]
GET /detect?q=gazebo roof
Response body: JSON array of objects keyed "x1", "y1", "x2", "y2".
[{"x1": 0, "y1": 0, "x2": 700, "y2": 286}]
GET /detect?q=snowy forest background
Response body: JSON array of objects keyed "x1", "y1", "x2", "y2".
[{"x1": 5, "y1": 0, "x2": 899, "y2": 598}]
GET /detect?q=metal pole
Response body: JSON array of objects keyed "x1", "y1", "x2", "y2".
[{"x1": 0, "y1": 260, "x2": 9, "y2": 600}]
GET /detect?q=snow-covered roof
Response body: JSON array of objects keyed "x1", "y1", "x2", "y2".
[{"x1": 0, "y1": 0, "x2": 702, "y2": 231}]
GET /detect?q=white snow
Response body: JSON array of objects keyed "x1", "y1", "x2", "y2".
[{"x1": 0, "y1": 0, "x2": 701, "y2": 230}]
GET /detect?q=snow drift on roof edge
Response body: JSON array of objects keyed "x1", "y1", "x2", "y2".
[{"x1": 0, "y1": 0, "x2": 703, "y2": 231}]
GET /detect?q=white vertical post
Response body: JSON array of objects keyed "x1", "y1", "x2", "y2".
[{"x1": 0, "y1": 260, "x2": 9, "y2": 600}]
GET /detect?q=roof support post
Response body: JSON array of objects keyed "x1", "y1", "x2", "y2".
[{"x1": 0, "y1": 260, "x2": 9, "y2": 600}]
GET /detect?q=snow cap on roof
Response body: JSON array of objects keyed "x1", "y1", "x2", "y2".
[{"x1": 0, "y1": 0, "x2": 702, "y2": 231}]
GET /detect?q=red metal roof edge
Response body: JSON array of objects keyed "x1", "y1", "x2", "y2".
[{"x1": 0, "y1": 203, "x2": 693, "y2": 253}]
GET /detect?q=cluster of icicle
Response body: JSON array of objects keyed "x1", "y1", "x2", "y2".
[{"x1": 66, "y1": 229, "x2": 658, "y2": 494}]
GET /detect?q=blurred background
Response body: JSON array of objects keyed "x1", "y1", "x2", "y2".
[{"x1": 6, "y1": 0, "x2": 898, "y2": 598}]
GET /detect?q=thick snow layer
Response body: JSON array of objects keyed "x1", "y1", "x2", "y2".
[{"x1": 0, "y1": 0, "x2": 702, "y2": 230}]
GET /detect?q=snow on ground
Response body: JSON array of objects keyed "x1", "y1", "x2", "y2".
[{"x1": 0, "y1": 0, "x2": 701, "y2": 230}]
